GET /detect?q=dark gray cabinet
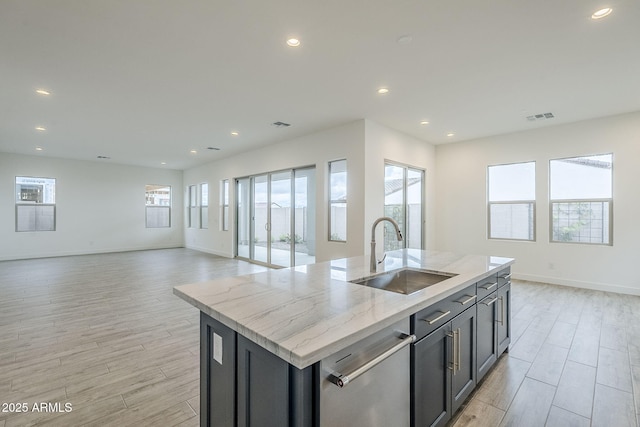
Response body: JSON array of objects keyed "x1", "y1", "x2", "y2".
[
  {"x1": 451, "y1": 306, "x2": 476, "y2": 414},
  {"x1": 476, "y1": 268, "x2": 511, "y2": 382},
  {"x1": 200, "y1": 313, "x2": 315, "y2": 427},
  {"x1": 497, "y1": 281, "x2": 511, "y2": 354},
  {"x1": 411, "y1": 322, "x2": 450, "y2": 427},
  {"x1": 476, "y1": 292, "x2": 498, "y2": 381},
  {"x1": 411, "y1": 305, "x2": 476, "y2": 427}
]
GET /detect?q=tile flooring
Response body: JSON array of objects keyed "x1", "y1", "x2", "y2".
[{"x1": 0, "y1": 249, "x2": 639, "y2": 426}]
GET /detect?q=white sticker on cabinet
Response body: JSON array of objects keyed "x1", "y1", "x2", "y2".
[{"x1": 213, "y1": 332, "x2": 223, "y2": 365}]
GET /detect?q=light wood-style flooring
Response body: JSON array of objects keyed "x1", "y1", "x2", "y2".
[
  {"x1": 1, "y1": 249, "x2": 639, "y2": 426},
  {"x1": 0, "y1": 249, "x2": 267, "y2": 427}
]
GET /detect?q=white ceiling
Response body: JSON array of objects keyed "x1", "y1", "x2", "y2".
[{"x1": 1, "y1": 0, "x2": 639, "y2": 170}]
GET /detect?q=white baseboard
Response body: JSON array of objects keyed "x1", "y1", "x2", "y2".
[
  {"x1": 1, "y1": 244, "x2": 184, "y2": 262},
  {"x1": 514, "y1": 273, "x2": 640, "y2": 296},
  {"x1": 185, "y1": 244, "x2": 234, "y2": 259}
]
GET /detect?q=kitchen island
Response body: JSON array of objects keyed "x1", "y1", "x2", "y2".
[{"x1": 174, "y1": 249, "x2": 514, "y2": 427}]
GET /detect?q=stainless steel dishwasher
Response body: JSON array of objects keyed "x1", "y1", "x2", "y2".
[{"x1": 319, "y1": 318, "x2": 415, "y2": 427}]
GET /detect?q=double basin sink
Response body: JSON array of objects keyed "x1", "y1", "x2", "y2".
[{"x1": 350, "y1": 268, "x2": 457, "y2": 295}]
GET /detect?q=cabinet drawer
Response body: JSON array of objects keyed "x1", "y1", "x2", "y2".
[
  {"x1": 476, "y1": 274, "x2": 498, "y2": 300},
  {"x1": 497, "y1": 268, "x2": 511, "y2": 288},
  {"x1": 412, "y1": 283, "x2": 476, "y2": 340}
]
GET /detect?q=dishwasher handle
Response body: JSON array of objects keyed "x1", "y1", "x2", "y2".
[{"x1": 327, "y1": 333, "x2": 416, "y2": 388}]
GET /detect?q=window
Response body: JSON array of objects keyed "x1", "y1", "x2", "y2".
[
  {"x1": 200, "y1": 183, "x2": 209, "y2": 229},
  {"x1": 329, "y1": 160, "x2": 347, "y2": 242},
  {"x1": 221, "y1": 180, "x2": 229, "y2": 231},
  {"x1": 488, "y1": 162, "x2": 536, "y2": 240},
  {"x1": 15, "y1": 176, "x2": 56, "y2": 232},
  {"x1": 384, "y1": 163, "x2": 424, "y2": 250},
  {"x1": 145, "y1": 185, "x2": 171, "y2": 228},
  {"x1": 550, "y1": 154, "x2": 612, "y2": 245},
  {"x1": 187, "y1": 185, "x2": 198, "y2": 228}
]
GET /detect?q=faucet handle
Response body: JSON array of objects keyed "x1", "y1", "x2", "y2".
[{"x1": 378, "y1": 253, "x2": 387, "y2": 265}]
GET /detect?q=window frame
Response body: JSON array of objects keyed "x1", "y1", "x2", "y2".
[
  {"x1": 221, "y1": 179, "x2": 229, "y2": 231},
  {"x1": 200, "y1": 182, "x2": 209, "y2": 229},
  {"x1": 549, "y1": 153, "x2": 613, "y2": 246},
  {"x1": 15, "y1": 176, "x2": 57, "y2": 232},
  {"x1": 383, "y1": 161, "x2": 425, "y2": 250},
  {"x1": 487, "y1": 161, "x2": 536, "y2": 242},
  {"x1": 187, "y1": 184, "x2": 198, "y2": 228},
  {"x1": 328, "y1": 159, "x2": 347, "y2": 242}
]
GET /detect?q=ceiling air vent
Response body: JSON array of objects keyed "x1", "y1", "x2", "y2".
[
  {"x1": 207, "y1": 147, "x2": 220, "y2": 151},
  {"x1": 272, "y1": 121, "x2": 291, "y2": 128},
  {"x1": 526, "y1": 112, "x2": 555, "y2": 122},
  {"x1": 97, "y1": 155, "x2": 111, "y2": 159}
]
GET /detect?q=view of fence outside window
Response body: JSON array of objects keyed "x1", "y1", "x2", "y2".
[
  {"x1": 487, "y1": 161, "x2": 536, "y2": 241},
  {"x1": 200, "y1": 183, "x2": 209, "y2": 229},
  {"x1": 329, "y1": 160, "x2": 347, "y2": 242},
  {"x1": 15, "y1": 176, "x2": 56, "y2": 232},
  {"x1": 550, "y1": 154, "x2": 612, "y2": 245},
  {"x1": 145, "y1": 185, "x2": 171, "y2": 228},
  {"x1": 221, "y1": 180, "x2": 229, "y2": 231},
  {"x1": 384, "y1": 163, "x2": 424, "y2": 251}
]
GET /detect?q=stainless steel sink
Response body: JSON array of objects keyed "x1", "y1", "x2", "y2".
[{"x1": 350, "y1": 268, "x2": 457, "y2": 295}]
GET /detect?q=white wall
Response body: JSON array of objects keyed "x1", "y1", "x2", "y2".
[
  {"x1": 0, "y1": 153, "x2": 184, "y2": 260},
  {"x1": 435, "y1": 111, "x2": 640, "y2": 295},
  {"x1": 363, "y1": 120, "x2": 437, "y2": 255},
  {"x1": 183, "y1": 121, "x2": 366, "y2": 262}
]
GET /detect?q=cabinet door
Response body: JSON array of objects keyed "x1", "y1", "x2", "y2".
[
  {"x1": 497, "y1": 283, "x2": 511, "y2": 354},
  {"x1": 412, "y1": 322, "x2": 452, "y2": 427},
  {"x1": 476, "y1": 293, "x2": 498, "y2": 382},
  {"x1": 237, "y1": 335, "x2": 290, "y2": 427},
  {"x1": 451, "y1": 307, "x2": 476, "y2": 414}
]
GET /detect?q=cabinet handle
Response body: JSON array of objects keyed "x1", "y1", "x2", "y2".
[
  {"x1": 499, "y1": 273, "x2": 511, "y2": 281},
  {"x1": 326, "y1": 333, "x2": 416, "y2": 388},
  {"x1": 497, "y1": 296, "x2": 504, "y2": 326},
  {"x1": 424, "y1": 310, "x2": 451, "y2": 325},
  {"x1": 482, "y1": 297, "x2": 498, "y2": 306},
  {"x1": 481, "y1": 282, "x2": 497, "y2": 291},
  {"x1": 447, "y1": 330, "x2": 456, "y2": 372},
  {"x1": 456, "y1": 328, "x2": 461, "y2": 375},
  {"x1": 448, "y1": 329, "x2": 461, "y2": 374},
  {"x1": 456, "y1": 295, "x2": 477, "y2": 305}
]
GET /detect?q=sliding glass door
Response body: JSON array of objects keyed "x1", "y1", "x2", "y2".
[
  {"x1": 236, "y1": 178, "x2": 251, "y2": 259},
  {"x1": 270, "y1": 171, "x2": 292, "y2": 267},
  {"x1": 236, "y1": 166, "x2": 315, "y2": 268},
  {"x1": 384, "y1": 162, "x2": 424, "y2": 251}
]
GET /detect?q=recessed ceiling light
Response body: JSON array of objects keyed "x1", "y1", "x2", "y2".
[
  {"x1": 161, "y1": 162, "x2": 167, "y2": 165},
  {"x1": 190, "y1": 149, "x2": 197, "y2": 154},
  {"x1": 35, "y1": 89, "x2": 51, "y2": 96},
  {"x1": 447, "y1": 132, "x2": 455, "y2": 137},
  {"x1": 286, "y1": 38, "x2": 301, "y2": 47},
  {"x1": 591, "y1": 7, "x2": 612, "y2": 19},
  {"x1": 35, "y1": 146, "x2": 43, "y2": 151},
  {"x1": 230, "y1": 131, "x2": 239, "y2": 136},
  {"x1": 397, "y1": 34, "x2": 413, "y2": 45},
  {"x1": 377, "y1": 87, "x2": 389, "y2": 94},
  {"x1": 420, "y1": 120, "x2": 430, "y2": 125},
  {"x1": 35, "y1": 126, "x2": 46, "y2": 131}
]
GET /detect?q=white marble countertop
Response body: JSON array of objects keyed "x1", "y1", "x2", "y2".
[{"x1": 173, "y1": 249, "x2": 514, "y2": 369}]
